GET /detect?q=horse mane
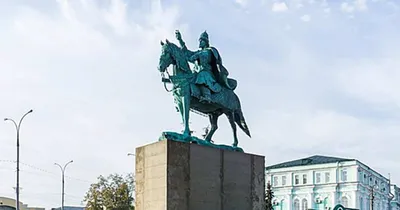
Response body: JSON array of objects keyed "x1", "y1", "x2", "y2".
[{"x1": 167, "y1": 42, "x2": 191, "y2": 73}]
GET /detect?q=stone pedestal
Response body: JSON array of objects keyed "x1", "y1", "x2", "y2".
[{"x1": 135, "y1": 140, "x2": 265, "y2": 210}]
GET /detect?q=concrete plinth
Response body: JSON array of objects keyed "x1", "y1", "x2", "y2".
[{"x1": 135, "y1": 140, "x2": 265, "y2": 210}]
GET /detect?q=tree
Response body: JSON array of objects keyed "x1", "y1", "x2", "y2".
[
  {"x1": 84, "y1": 173, "x2": 135, "y2": 210},
  {"x1": 266, "y1": 181, "x2": 274, "y2": 210}
]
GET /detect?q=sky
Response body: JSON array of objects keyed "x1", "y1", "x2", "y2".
[{"x1": 0, "y1": 0, "x2": 399, "y2": 209}]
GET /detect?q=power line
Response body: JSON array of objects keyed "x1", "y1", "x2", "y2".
[{"x1": 0, "y1": 159, "x2": 92, "y2": 183}]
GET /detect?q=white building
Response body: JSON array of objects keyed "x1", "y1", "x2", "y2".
[
  {"x1": 265, "y1": 155, "x2": 394, "y2": 210},
  {"x1": 391, "y1": 185, "x2": 400, "y2": 210}
]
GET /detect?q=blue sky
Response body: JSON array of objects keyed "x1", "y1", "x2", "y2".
[{"x1": 0, "y1": 0, "x2": 399, "y2": 208}]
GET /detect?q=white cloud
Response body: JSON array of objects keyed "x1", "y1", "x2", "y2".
[
  {"x1": 254, "y1": 109, "x2": 400, "y2": 170},
  {"x1": 301, "y1": 14, "x2": 311, "y2": 21},
  {"x1": 341, "y1": 2, "x2": 355, "y2": 13},
  {"x1": 341, "y1": 0, "x2": 368, "y2": 13},
  {"x1": 321, "y1": 0, "x2": 329, "y2": 7},
  {"x1": 308, "y1": 0, "x2": 316, "y2": 4},
  {"x1": 272, "y1": 2, "x2": 289, "y2": 12},
  {"x1": 336, "y1": 58, "x2": 400, "y2": 107},
  {"x1": 355, "y1": 0, "x2": 368, "y2": 11},
  {"x1": 0, "y1": 0, "x2": 184, "y2": 208},
  {"x1": 103, "y1": 0, "x2": 131, "y2": 36},
  {"x1": 236, "y1": 0, "x2": 249, "y2": 7},
  {"x1": 387, "y1": 2, "x2": 399, "y2": 11}
]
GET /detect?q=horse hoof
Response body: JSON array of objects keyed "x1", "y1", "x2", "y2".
[{"x1": 182, "y1": 132, "x2": 191, "y2": 140}]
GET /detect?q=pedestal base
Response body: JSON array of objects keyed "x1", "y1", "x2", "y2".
[
  {"x1": 135, "y1": 140, "x2": 265, "y2": 210},
  {"x1": 159, "y1": 131, "x2": 244, "y2": 152}
]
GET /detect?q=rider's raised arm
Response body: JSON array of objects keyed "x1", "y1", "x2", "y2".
[
  {"x1": 178, "y1": 39, "x2": 197, "y2": 60},
  {"x1": 176, "y1": 30, "x2": 197, "y2": 60}
]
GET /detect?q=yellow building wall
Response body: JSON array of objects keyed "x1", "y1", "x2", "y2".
[{"x1": 0, "y1": 197, "x2": 45, "y2": 210}]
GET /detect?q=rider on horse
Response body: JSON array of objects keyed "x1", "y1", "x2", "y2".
[{"x1": 175, "y1": 30, "x2": 234, "y2": 103}]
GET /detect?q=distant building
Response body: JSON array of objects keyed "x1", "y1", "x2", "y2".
[
  {"x1": 51, "y1": 207, "x2": 85, "y2": 210},
  {"x1": 391, "y1": 185, "x2": 400, "y2": 210},
  {"x1": 265, "y1": 155, "x2": 393, "y2": 210},
  {"x1": 0, "y1": 196, "x2": 44, "y2": 210}
]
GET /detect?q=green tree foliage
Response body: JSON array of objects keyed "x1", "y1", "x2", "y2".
[
  {"x1": 266, "y1": 181, "x2": 274, "y2": 210},
  {"x1": 84, "y1": 173, "x2": 135, "y2": 210}
]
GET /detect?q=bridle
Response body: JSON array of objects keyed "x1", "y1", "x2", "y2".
[{"x1": 161, "y1": 70, "x2": 173, "y2": 92}]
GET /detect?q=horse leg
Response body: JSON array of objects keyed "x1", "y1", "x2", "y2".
[
  {"x1": 175, "y1": 97, "x2": 184, "y2": 126},
  {"x1": 181, "y1": 96, "x2": 191, "y2": 138},
  {"x1": 205, "y1": 112, "x2": 221, "y2": 142},
  {"x1": 226, "y1": 111, "x2": 239, "y2": 147}
]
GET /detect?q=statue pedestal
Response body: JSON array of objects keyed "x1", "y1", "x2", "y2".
[{"x1": 135, "y1": 140, "x2": 265, "y2": 210}]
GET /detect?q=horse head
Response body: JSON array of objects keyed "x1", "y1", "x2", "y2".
[
  {"x1": 158, "y1": 39, "x2": 175, "y2": 73},
  {"x1": 158, "y1": 39, "x2": 191, "y2": 74}
]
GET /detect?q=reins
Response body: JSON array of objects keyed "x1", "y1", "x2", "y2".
[{"x1": 161, "y1": 70, "x2": 174, "y2": 92}]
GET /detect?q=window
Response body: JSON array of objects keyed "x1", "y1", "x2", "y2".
[
  {"x1": 273, "y1": 176, "x2": 279, "y2": 186},
  {"x1": 295, "y1": 175, "x2": 299, "y2": 185},
  {"x1": 294, "y1": 199, "x2": 300, "y2": 210},
  {"x1": 325, "y1": 172, "x2": 330, "y2": 183},
  {"x1": 302, "y1": 199, "x2": 308, "y2": 210},
  {"x1": 303, "y1": 174, "x2": 307, "y2": 184},
  {"x1": 316, "y1": 173, "x2": 321, "y2": 183},
  {"x1": 282, "y1": 176, "x2": 287, "y2": 186},
  {"x1": 342, "y1": 196, "x2": 349, "y2": 207},
  {"x1": 341, "y1": 169, "x2": 348, "y2": 182},
  {"x1": 360, "y1": 197, "x2": 364, "y2": 210}
]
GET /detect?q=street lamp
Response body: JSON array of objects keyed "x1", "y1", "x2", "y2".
[
  {"x1": 4, "y1": 109, "x2": 33, "y2": 210},
  {"x1": 127, "y1": 153, "x2": 135, "y2": 209},
  {"x1": 55, "y1": 160, "x2": 73, "y2": 210},
  {"x1": 127, "y1": 153, "x2": 135, "y2": 175}
]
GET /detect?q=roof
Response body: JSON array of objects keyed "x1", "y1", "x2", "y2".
[{"x1": 265, "y1": 155, "x2": 355, "y2": 170}]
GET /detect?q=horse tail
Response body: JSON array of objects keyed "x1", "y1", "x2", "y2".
[{"x1": 234, "y1": 109, "x2": 251, "y2": 138}]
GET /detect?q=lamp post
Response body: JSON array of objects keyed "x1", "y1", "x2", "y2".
[
  {"x1": 55, "y1": 160, "x2": 73, "y2": 210},
  {"x1": 4, "y1": 109, "x2": 33, "y2": 210},
  {"x1": 127, "y1": 153, "x2": 135, "y2": 175},
  {"x1": 127, "y1": 153, "x2": 135, "y2": 209}
]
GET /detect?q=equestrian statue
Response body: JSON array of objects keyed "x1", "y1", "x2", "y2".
[{"x1": 157, "y1": 30, "x2": 251, "y2": 151}]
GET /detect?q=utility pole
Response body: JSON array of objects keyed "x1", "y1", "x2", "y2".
[
  {"x1": 4, "y1": 109, "x2": 33, "y2": 210},
  {"x1": 55, "y1": 160, "x2": 73, "y2": 210},
  {"x1": 127, "y1": 153, "x2": 135, "y2": 210}
]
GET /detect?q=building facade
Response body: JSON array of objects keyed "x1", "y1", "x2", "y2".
[
  {"x1": 391, "y1": 185, "x2": 400, "y2": 210},
  {"x1": 0, "y1": 197, "x2": 44, "y2": 210},
  {"x1": 265, "y1": 155, "x2": 393, "y2": 210},
  {"x1": 51, "y1": 207, "x2": 85, "y2": 210}
]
